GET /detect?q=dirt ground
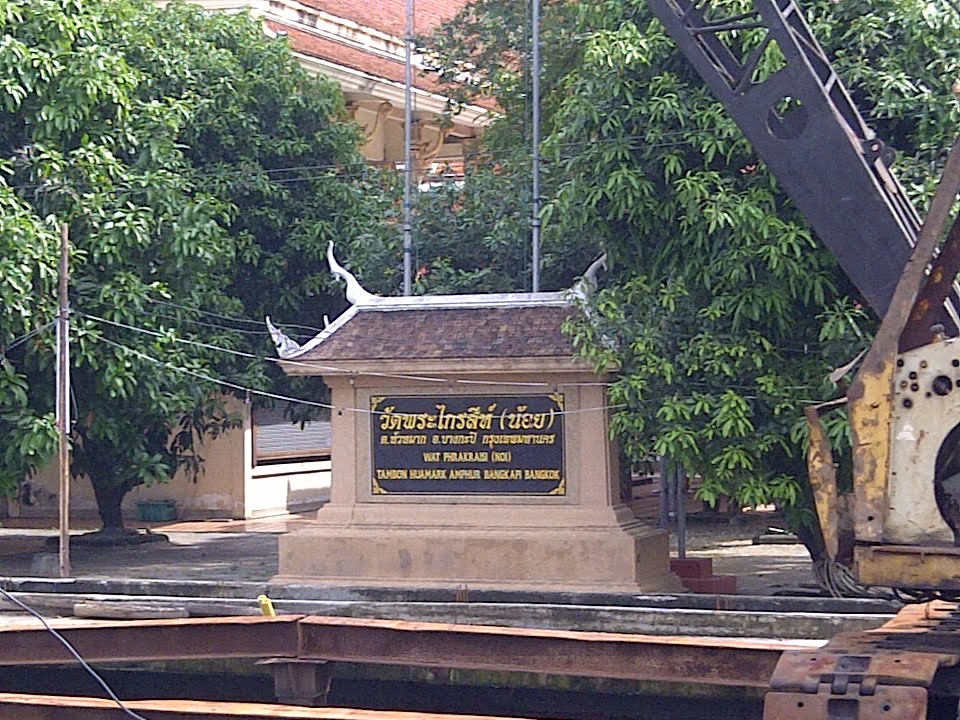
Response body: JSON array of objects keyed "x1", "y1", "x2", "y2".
[{"x1": 677, "y1": 512, "x2": 816, "y2": 595}]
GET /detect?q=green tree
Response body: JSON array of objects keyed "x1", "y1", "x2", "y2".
[
  {"x1": 0, "y1": 0, "x2": 385, "y2": 534},
  {"x1": 425, "y1": 0, "x2": 960, "y2": 550}
]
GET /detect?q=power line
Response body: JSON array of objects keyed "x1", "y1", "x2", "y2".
[
  {"x1": 144, "y1": 309, "x2": 279, "y2": 337},
  {"x1": 84, "y1": 312, "x2": 831, "y2": 410},
  {"x1": 1, "y1": 321, "x2": 57, "y2": 358},
  {"x1": 145, "y1": 297, "x2": 327, "y2": 335},
  {"x1": 87, "y1": 293, "x2": 855, "y2": 364},
  {"x1": 130, "y1": 289, "x2": 852, "y2": 355},
  {"x1": 5, "y1": 133, "x2": 715, "y2": 195},
  {"x1": 80, "y1": 312, "x2": 611, "y2": 389},
  {"x1": 96, "y1": 330, "x2": 829, "y2": 413},
  {"x1": 93, "y1": 334, "x2": 628, "y2": 418},
  {"x1": 0, "y1": 586, "x2": 151, "y2": 720}
]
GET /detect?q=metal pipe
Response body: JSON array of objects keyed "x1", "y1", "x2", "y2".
[
  {"x1": 402, "y1": 0, "x2": 414, "y2": 296},
  {"x1": 57, "y1": 222, "x2": 71, "y2": 578},
  {"x1": 530, "y1": 0, "x2": 541, "y2": 292},
  {"x1": 677, "y1": 465, "x2": 687, "y2": 559},
  {"x1": 658, "y1": 458, "x2": 670, "y2": 529}
]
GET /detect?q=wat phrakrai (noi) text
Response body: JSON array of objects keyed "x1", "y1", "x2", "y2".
[{"x1": 370, "y1": 395, "x2": 565, "y2": 495}]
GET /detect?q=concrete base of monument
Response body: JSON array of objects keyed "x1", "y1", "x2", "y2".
[{"x1": 273, "y1": 523, "x2": 681, "y2": 593}]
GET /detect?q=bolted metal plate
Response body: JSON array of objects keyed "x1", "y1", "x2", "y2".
[
  {"x1": 763, "y1": 685, "x2": 928, "y2": 720},
  {"x1": 770, "y1": 651, "x2": 942, "y2": 692}
]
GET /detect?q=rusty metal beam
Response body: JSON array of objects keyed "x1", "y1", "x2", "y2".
[
  {"x1": 0, "y1": 616, "x2": 301, "y2": 666},
  {"x1": 296, "y1": 616, "x2": 811, "y2": 688},
  {"x1": 804, "y1": 401, "x2": 844, "y2": 561},
  {"x1": 848, "y1": 137, "x2": 960, "y2": 545},
  {"x1": 0, "y1": 693, "x2": 531, "y2": 720},
  {"x1": 0, "y1": 614, "x2": 814, "y2": 689},
  {"x1": 647, "y1": 0, "x2": 933, "y2": 321},
  {"x1": 901, "y1": 213, "x2": 960, "y2": 352}
]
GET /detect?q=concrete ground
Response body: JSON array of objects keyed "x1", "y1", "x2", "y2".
[
  {"x1": 679, "y1": 516, "x2": 815, "y2": 595},
  {"x1": 0, "y1": 510, "x2": 815, "y2": 595}
]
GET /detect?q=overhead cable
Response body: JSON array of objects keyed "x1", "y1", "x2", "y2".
[
  {"x1": 82, "y1": 310, "x2": 832, "y2": 397},
  {"x1": 6, "y1": 134, "x2": 709, "y2": 194},
  {"x1": 93, "y1": 335, "x2": 628, "y2": 418},
  {"x1": 80, "y1": 312, "x2": 611, "y2": 389},
  {"x1": 0, "y1": 586, "x2": 151, "y2": 720},
  {"x1": 1, "y1": 321, "x2": 57, "y2": 358}
]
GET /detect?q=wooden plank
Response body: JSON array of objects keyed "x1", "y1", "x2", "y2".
[
  {"x1": 0, "y1": 693, "x2": 538, "y2": 720},
  {"x1": 298, "y1": 614, "x2": 819, "y2": 650},
  {"x1": 73, "y1": 601, "x2": 189, "y2": 620}
]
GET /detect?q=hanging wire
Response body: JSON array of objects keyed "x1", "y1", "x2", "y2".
[
  {"x1": 102, "y1": 285, "x2": 848, "y2": 354},
  {"x1": 93, "y1": 334, "x2": 627, "y2": 418},
  {"x1": 0, "y1": 586, "x2": 151, "y2": 720},
  {"x1": 145, "y1": 297, "x2": 326, "y2": 335},
  {"x1": 80, "y1": 310, "x2": 831, "y2": 397},
  {"x1": 80, "y1": 312, "x2": 611, "y2": 389},
  {"x1": 811, "y1": 558, "x2": 894, "y2": 601},
  {"x1": 4, "y1": 132, "x2": 710, "y2": 196},
  {"x1": 1, "y1": 321, "x2": 57, "y2": 359}
]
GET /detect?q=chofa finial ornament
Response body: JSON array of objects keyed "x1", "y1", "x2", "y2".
[
  {"x1": 328, "y1": 241, "x2": 378, "y2": 306},
  {"x1": 570, "y1": 253, "x2": 608, "y2": 302},
  {"x1": 265, "y1": 316, "x2": 302, "y2": 360}
]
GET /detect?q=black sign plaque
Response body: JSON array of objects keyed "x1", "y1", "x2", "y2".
[{"x1": 370, "y1": 394, "x2": 565, "y2": 495}]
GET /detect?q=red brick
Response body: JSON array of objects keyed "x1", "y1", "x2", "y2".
[
  {"x1": 680, "y1": 575, "x2": 738, "y2": 594},
  {"x1": 670, "y1": 557, "x2": 713, "y2": 579}
]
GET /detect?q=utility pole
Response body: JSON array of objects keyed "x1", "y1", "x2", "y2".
[
  {"x1": 530, "y1": 0, "x2": 542, "y2": 293},
  {"x1": 56, "y1": 222, "x2": 71, "y2": 578},
  {"x1": 402, "y1": 0, "x2": 415, "y2": 296}
]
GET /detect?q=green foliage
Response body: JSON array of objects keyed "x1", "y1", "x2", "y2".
[
  {"x1": 426, "y1": 0, "x2": 957, "y2": 519},
  {"x1": 397, "y1": 160, "x2": 598, "y2": 296},
  {"x1": 0, "y1": 0, "x2": 382, "y2": 525}
]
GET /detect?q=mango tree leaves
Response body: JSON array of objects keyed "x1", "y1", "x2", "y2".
[
  {"x1": 427, "y1": 0, "x2": 959, "y2": 516},
  {"x1": 0, "y1": 0, "x2": 384, "y2": 522}
]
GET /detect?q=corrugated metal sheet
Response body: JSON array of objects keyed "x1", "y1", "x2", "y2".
[{"x1": 253, "y1": 406, "x2": 331, "y2": 463}]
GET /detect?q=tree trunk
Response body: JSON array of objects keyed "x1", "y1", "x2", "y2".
[{"x1": 91, "y1": 479, "x2": 128, "y2": 531}]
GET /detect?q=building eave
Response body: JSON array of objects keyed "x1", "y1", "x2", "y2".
[
  {"x1": 176, "y1": 0, "x2": 493, "y2": 127},
  {"x1": 274, "y1": 291, "x2": 574, "y2": 363}
]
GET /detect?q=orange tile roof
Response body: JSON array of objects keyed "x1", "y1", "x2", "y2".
[
  {"x1": 271, "y1": 22, "x2": 447, "y2": 94},
  {"x1": 296, "y1": 0, "x2": 470, "y2": 38}
]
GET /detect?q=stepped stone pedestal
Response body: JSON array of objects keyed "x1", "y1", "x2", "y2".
[{"x1": 270, "y1": 291, "x2": 678, "y2": 593}]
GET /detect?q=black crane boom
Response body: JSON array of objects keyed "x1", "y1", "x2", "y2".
[{"x1": 648, "y1": 0, "x2": 955, "y2": 325}]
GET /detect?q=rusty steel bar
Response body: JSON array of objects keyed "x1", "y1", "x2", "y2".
[
  {"x1": 296, "y1": 616, "x2": 812, "y2": 688},
  {"x1": 0, "y1": 616, "x2": 301, "y2": 666},
  {"x1": 0, "y1": 693, "x2": 531, "y2": 720},
  {"x1": 804, "y1": 401, "x2": 844, "y2": 561},
  {"x1": 0, "y1": 613, "x2": 814, "y2": 689},
  {"x1": 901, "y1": 213, "x2": 960, "y2": 353}
]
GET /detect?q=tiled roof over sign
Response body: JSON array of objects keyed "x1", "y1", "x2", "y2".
[{"x1": 296, "y1": 305, "x2": 578, "y2": 362}]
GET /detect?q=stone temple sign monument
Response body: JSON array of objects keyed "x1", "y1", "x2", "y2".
[{"x1": 266, "y1": 244, "x2": 677, "y2": 592}]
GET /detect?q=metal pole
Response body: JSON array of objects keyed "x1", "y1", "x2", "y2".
[
  {"x1": 57, "y1": 222, "x2": 71, "y2": 578},
  {"x1": 658, "y1": 458, "x2": 670, "y2": 529},
  {"x1": 530, "y1": 0, "x2": 541, "y2": 292},
  {"x1": 676, "y1": 465, "x2": 687, "y2": 559},
  {"x1": 402, "y1": 0, "x2": 414, "y2": 296}
]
